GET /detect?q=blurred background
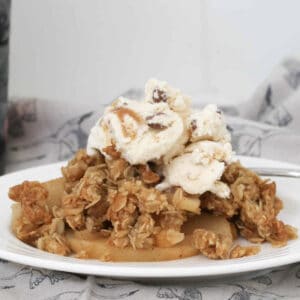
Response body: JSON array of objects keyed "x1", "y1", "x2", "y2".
[
  {"x1": 9, "y1": 0, "x2": 300, "y2": 106},
  {"x1": 3, "y1": 0, "x2": 300, "y2": 172}
]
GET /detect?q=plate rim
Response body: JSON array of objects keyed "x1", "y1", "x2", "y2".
[{"x1": 0, "y1": 244, "x2": 299, "y2": 279}]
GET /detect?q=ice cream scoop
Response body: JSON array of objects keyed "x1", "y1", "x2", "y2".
[
  {"x1": 87, "y1": 97, "x2": 186, "y2": 164},
  {"x1": 145, "y1": 78, "x2": 191, "y2": 115},
  {"x1": 159, "y1": 140, "x2": 232, "y2": 197},
  {"x1": 188, "y1": 104, "x2": 231, "y2": 143}
]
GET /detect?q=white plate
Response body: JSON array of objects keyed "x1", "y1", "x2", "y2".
[{"x1": 0, "y1": 156, "x2": 300, "y2": 280}]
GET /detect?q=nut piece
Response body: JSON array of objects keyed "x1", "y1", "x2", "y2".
[
  {"x1": 152, "y1": 88, "x2": 167, "y2": 103},
  {"x1": 146, "y1": 113, "x2": 168, "y2": 130},
  {"x1": 147, "y1": 123, "x2": 167, "y2": 130},
  {"x1": 190, "y1": 119, "x2": 197, "y2": 131},
  {"x1": 103, "y1": 145, "x2": 121, "y2": 159},
  {"x1": 139, "y1": 165, "x2": 161, "y2": 184}
]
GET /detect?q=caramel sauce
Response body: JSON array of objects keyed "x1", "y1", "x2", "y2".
[
  {"x1": 113, "y1": 107, "x2": 143, "y2": 138},
  {"x1": 113, "y1": 107, "x2": 143, "y2": 124}
]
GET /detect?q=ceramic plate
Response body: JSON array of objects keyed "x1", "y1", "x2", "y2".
[{"x1": 0, "y1": 156, "x2": 299, "y2": 279}]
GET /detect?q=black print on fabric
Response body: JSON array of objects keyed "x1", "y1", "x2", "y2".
[
  {"x1": 33, "y1": 277, "x2": 300, "y2": 300},
  {"x1": 283, "y1": 58, "x2": 300, "y2": 89},
  {"x1": 228, "y1": 124, "x2": 274, "y2": 157},
  {"x1": 257, "y1": 86, "x2": 292, "y2": 127},
  {"x1": 258, "y1": 85, "x2": 293, "y2": 127},
  {"x1": 258, "y1": 85, "x2": 274, "y2": 120},
  {"x1": 9, "y1": 111, "x2": 94, "y2": 163},
  {"x1": 0, "y1": 285, "x2": 14, "y2": 290},
  {"x1": 44, "y1": 290, "x2": 84, "y2": 300},
  {"x1": 251, "y1": 275, "x2": 272, "y2": 286},
  {"x1": 262, "y1": 105, "x2": 292, "y2": 127},
  {"x1": 219, "y1": 105, "x2": 239, "y2": 117},
  {"x1": 154, "y1": 282, "x2": 288, "y2": 300},
  {"x1": 91, "y1": 280, "x2": 140, "y2": 299},
  {"x1": 295, "y1": 266, "x2": 300, "y2": 279},
  {"x1": 157, "y1": 287, "x2": 202, "y2": 300},
  {"x1": 0, "y1": 266, "x2": 71, "y2": 290}
]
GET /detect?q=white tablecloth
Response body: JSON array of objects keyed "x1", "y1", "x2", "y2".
[{"x1": 2, "y1": 57, "x2": 300, "y2": 299}]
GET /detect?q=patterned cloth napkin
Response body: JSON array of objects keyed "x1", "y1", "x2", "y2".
[{"x1": 2, "y1": 57, "x2": 300, "y2": 299}]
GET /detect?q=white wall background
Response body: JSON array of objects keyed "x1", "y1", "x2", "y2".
[{"x1": 8, "y1": 0, "x2": 300, "y2": 106}]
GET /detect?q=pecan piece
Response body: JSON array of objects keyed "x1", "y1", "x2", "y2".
[
  {"x1": 139, "y1": 165, "x2": 161, "y2": 184},
  {"x1": 152, "y1": 88, "x2": 167, "y2": 103},
  {"x1": 190, "y1": 119, "x2": 197, "y2": 131},
  {"x1": 147, "y1": 123, "x2": 167, "y2": 130},
  {"x1": 103, "y1": 145, "x2": 121, "y2": 159},
  {"x1": 146, "y1": 113, "x2": 168, "y2": 130}
]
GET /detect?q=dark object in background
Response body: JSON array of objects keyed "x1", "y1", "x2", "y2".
[
  {"x1": 0, "y1": 103, "x2": 5, "y2": 173},
  {"x1": 0, "y1": 0, "x2": 9, "y2": 174}
]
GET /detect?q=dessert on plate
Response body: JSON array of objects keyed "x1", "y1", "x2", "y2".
[{"x1": 8, "y1": 79, "x2": 297, "y2": 261}]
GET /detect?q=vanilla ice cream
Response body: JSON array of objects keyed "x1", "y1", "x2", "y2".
[
  {"x1": 87, "y1": 97, "x2": 185, "y2": 165},
  {"x1": 160, "y1": 141, "x2": 232, "y2": 197},
  {"x1": 145, "y1": 78, "x2": 191, "y2": 115},
  {"x1": 188, "y1": 104, "x2": 231, "y2": 143},
  {"x1": 87, "y1": 79, "x2": 233, "y2": 198}
]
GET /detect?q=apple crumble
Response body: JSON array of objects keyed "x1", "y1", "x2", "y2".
[{"x1": 8, "y1": 79, "x2": 297, "y2": 261}]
